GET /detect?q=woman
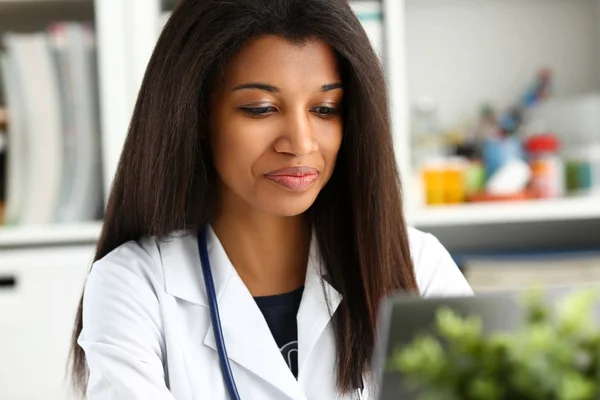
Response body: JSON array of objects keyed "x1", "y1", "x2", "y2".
[{"x1": 71, "y1": 0, "x2": 472, "y2": 399}]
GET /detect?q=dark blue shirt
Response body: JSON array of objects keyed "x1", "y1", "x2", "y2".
[{"x1": 254, "y1": 287, "x2": 304, "y2": 378}]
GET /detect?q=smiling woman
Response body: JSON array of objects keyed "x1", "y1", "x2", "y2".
[
  {"x1": 70, "y1": 0, "x2": 472, "y2": 399},
  {"x1": 210, "y1": 37, "x2": 343, "y2": 222}
]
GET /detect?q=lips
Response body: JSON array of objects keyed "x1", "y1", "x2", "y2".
[{"x1": 264, "y1": 166, "x2": 319, "y2": 191}]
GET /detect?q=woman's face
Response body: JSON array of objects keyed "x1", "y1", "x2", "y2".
[{"x1": 210, "y1": 35, "x2": 343, "y2": 217}]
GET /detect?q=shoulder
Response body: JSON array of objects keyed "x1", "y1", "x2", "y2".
[
  {"x1": 78, "y1": 236, "x2": 192, "y2": 385},
  {"x1": 84, "y1": 233, "x2": 194, "y2": 305},
  {"x1": 87, "y1": 236, "x2": 165, "y2": 289},
  {"x1": 81, "y1": 234, "x2": 197, "y2": 339},
  {"x1": 407, "y1": 227, "x2": 473, "y2": 297},
  {"x1": 82, "y1": 237, "x2": 166, "y2": 329}
]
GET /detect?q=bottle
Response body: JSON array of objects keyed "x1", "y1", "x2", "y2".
[{"x1": 524, "y1": 133, "x2": 564, "y2": 198}]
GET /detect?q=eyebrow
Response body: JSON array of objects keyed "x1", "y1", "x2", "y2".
[
  {"x1": 231, "y1": 82, "x2": 343, "y2": 93},
  {"x1": 232, "y1": 83, "x2": 279, "y2": 92},
  {"x1": 320, "y1": 82, "x2": 343, "y2": 92}
]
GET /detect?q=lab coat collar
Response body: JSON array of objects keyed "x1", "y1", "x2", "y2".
[
  {"x1": 161, "y1": 227, "x2": 343, "y2": 399},
  {"x1": 297, "y1": 237, "x2": 342, "y2": 373},
  {"x1": 161, "y1": 229, "x2": 233, "y2": 307},
  {"x1": 161, "y1": 226, "x2": 342, "y2": 310}
]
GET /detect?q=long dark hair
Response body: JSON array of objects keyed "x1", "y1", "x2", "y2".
[{"x1": 71, "y1": 0, "x2": 418, "y2": 395}]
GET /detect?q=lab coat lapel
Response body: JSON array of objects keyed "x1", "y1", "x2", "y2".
[
  {"x1": 296, "y1": 237, "x2": 342, "y2": 374},
  {"x1": 202, "y1": 229, "x2": 305, "y2": 400}
]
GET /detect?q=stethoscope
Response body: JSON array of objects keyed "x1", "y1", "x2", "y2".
[{"x1": 198, "y1": 229, "x2": 364, "y2": 400}]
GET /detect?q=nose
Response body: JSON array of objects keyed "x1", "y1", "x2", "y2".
[{"x1": 273, "y1": 109, "x2": 318, "y2": 156}]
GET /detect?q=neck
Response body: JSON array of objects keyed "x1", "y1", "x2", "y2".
[{"x1": 211, "y1": 207, "x2": 310, "y2": 297}]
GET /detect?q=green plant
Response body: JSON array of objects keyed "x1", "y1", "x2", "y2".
[{"x1": 388, "y1": 289, "x2": 600, "y2": 400}]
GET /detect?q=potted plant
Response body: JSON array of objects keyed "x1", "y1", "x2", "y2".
[{"x1": 388, "y1": 289, "x2": 600, "y2": 400}]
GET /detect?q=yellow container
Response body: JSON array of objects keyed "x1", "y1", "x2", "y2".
[
  {"x1": 443, "y1": 166, "x2": 466, "y2": 204},
  {"x1": 422, "y1": 158, "x2": 467, "y2": 205},
  {"x1": 422, "y1": 163, "x2": 445, "y2": 205}
]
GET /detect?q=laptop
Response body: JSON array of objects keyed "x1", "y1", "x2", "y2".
[{"x1": 372, "y1": 284, "x2": 600, "y2": 400}]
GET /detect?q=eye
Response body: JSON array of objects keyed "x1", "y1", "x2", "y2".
[
  {"x1": 240, "y1": 106, "x2": 277, "y2": 117},
  {"x1": 310, "y1": 106, "x2": 340, "y2": 118}
]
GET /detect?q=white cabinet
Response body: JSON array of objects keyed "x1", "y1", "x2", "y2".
[{"x1": 0, "y1": 245, "x2": 95, "y2": 400}]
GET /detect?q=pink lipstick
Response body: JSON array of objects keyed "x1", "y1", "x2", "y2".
[{"x1": 264, "y1": 166, "x2": 319, "y2": 191}]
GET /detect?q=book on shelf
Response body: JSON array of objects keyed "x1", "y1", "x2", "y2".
[
  {"x1": 460, "y1": 250, "x2": 600, "y2": 292},
  {"x1": 50, "y1": 23, "x2": 103, "y2": 223},
  {"x1": 1, "y1": 22, "x2": 103, "y2": 227}
]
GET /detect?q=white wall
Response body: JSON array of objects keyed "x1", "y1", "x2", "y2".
[{"x1": 405, "y1": 0, "x2": 600, "y2": 128}]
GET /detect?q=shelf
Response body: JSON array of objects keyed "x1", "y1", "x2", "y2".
[
  {"x1": 0, "y1": 0, "x2": 91, "y2": 9},
  {"x1": 0, "y1": 221, "x2": 102, "y2": 248},
  {"x1": 0, "y1": 0, "x2": 90, "y2": 4},
  {"x1": 408, "y1": 197, "x2": 600, "y2": 228},
  {"x1": 0, "y1": 0, "x2": 93, "y2": 33}
]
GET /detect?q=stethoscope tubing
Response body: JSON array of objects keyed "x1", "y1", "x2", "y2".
[{"x1": 198, "y1": 229, "x2": 242, "y2": 400}]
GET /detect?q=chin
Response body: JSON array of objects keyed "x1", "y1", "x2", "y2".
[{"x1": 258, "y1": 193, "x2": 318, "y2": 217}]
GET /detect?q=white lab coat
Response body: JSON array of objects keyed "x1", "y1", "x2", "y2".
[{"x1": 78, "y1": 227, "x2": 472, "y2": 400}]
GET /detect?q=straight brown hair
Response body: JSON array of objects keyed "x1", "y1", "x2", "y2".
[{"x1": 70, "y1": 0, "x2": 419, "y2": 395}]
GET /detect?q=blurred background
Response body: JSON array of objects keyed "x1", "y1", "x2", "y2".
[{"x1": 0, "y1": 0, "x2": 598, "y2": 399}]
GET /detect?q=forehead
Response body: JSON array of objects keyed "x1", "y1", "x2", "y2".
[{"x1": 220, "y1": 35, "x2": 341, "y2": 89}]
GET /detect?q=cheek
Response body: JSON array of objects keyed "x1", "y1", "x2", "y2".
[
  {"x1": 316, "y1": 120, "x2": 343, "y2": 173},
  {"x1": 211, "y1": 118, "x2": 273, "y2": 179}
]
